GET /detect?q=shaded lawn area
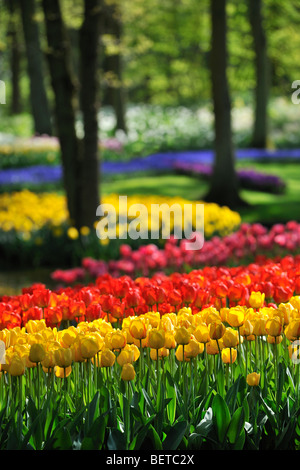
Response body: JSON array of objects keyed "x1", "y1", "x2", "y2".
[{"x1": 101, "y1": 160, "x2": 300, "y2": 227}]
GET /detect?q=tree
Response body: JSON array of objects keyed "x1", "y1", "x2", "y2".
[
  {"x1": 204, "y1": 0, "x2": 244, "y2": 209},
  {"x1": 19, "y1": 0, "x2": 52, "y2": 135},
  {"x1": 6, "y1": 0, "x2": 22, "y2": 114},
  {"x1": 247, "y1": 0, "x2": 269, "y2": 148},
  {"x1": 42, "y1": 0, "x2": 79, "y2": 226},
  {"x1": 42, "y1": 0, "x2": 101, "y2": 229},
  {"x1": 102, "y1": 0, "x2": 127, "y2": 133},
  {"x1": 78, "y1": 0, "x2": 102, "y2": 228}
]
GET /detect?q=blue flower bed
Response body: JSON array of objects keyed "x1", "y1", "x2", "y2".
[
  {"x1": 173, "y1": 161, "x2": 286, "y2": 194},
  {"x1": 0, "y1": 147, "x2": 296, "y2": 189}
]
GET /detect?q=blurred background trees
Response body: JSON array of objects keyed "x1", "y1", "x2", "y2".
[{"x1": 0, "y1": 0, "x2": 300, "y2": 214}]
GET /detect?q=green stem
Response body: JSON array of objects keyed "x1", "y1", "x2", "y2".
[
  {"x1": 64, "y1": 367, "x2": 67, "y2": 419},
  {"x1": 18, "y1": 375, "x2": 23, "y2": 440},
  {"x1": 124, "y1": 381, "x2": 130, "y2": 450}
]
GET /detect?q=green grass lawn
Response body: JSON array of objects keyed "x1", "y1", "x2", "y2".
[{"x1": 101, "y1": 161, "x2": 300, "y2": 227}]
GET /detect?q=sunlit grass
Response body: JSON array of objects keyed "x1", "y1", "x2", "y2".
[{"x1": 101, "y1": 160, "x2": 300, "y2": 226}]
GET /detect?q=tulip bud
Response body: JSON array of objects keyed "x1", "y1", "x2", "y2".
[
  {"x1": 226, "y1": 307, "x2": 246, "y2": 328},
  {"x1": 222, "y1": 327, "x2": 239, "y2": 349},
  {"x1": 221, "y1": 347, "x2": 237, "y2": 364},
  {"x1": 150, "y1": 347, "x2": 169, "y2": 360},
  {"x1": 174, "y1": 326, "x2": 190, "y2": 345},
  {"x1": 80, "y1": 336, "x2": 99, "y2": 359},
  {"x1": 148, "y1": 329, "x2": 165, "y2": 350},
  {"x1": 117, "y1": 349, "x2": 134, "y2": 366},
  {"x1": 110, "y1": 330, "x2": 127, "y2": 350},
  {"x1": 265, "y1": 316, "x2": 283, "y2": 337},
  {"x1": 129, "y1": 319, "x2": 147, "y2": 340},
  {"x1": 184, "y1": 338, "x2": 203, "y2": 358},
  {"x1": 193, "y1": 324, "x2": 210, "y2": 343},
  {"x1": 54, "y1": 347, "x2": 73, "y2": 368},
  {"x1": 9, "y1": 355, "x2": 25, "y2": 376},
  {"x1": 100, "y1": 349, "x2": 116, "y2": 367},
  {"x1": 246, "y1": 372, "x2": 260, "y2": 387},
  {"x1": 121, "y1": 363, "x2": 135, "y2": 381},
  {"x1": 249, "y1": 292, "x2": 265, "y2": 309},
  {"x1": 29, "y1": 343, "x2": 46, "y2": 364},
  {"x1": 208, "y1": 321, "x2": 226, "y2": 340}
]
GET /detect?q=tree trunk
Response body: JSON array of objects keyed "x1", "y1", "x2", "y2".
[
  {"x1": 42, "y1": 0, "x2": 80, "y2": 225},
  {"x1": 248, "y1": 0, "x2": 269, "y2": 149},
  {"x1": 204, "y1": 0, "x2": 244, "y2": 209},
  {"x1": 102, "y1": 0, "x2": 127, "y2": 133},
  {"x1": 6, "y1": 0, "x2": 22, "y2": 114},
  {"x1": 78, "y1": 0, "x2": 101, "y2": 228},
  {"x1": 19, "y1": 0, "x2": 52, "y2": 135}
]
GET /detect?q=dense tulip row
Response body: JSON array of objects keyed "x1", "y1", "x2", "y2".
[
  {"x1": 0, "y1": 135, "x2": 122, "y2": 170},
  {"x1": 2, "y1": 252, "x2": 300, "y2": 449},
  {"x1": 0, "y1": 190, "x2": 240, "y2": 241},
  {"x1": 0, "y1": 252, "x2": 300, "y2": 331},
  {"x1": 52, "y1": 221, "x2": 300, "y2": 282}
]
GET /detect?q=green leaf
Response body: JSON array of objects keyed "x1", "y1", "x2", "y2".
[
  {"x1": 232, "y1": 429, "x2": 245, "y2": 450},
  {"x1": 212, "y1": 394, "x2": 231, "y2": 444},
  {"x1": 188, "y1": 432, "x2": 204, "y2": 450},
  {"x1": 141, "y1": 388, "x2": 156, "y2": 415},
  {"x1": 129, "y1": 417, "x2": 154, "y2": 450},
  {"x1": 165, "y1": 371, "x2": 177, "y2": 424},
  {"x1": 276, "y1": 363, "x2": 285, "y2": 407},
  {"x1": 227, "y1": 407, "x2": 245, "y2": 445},
  {"x1": 107, "y1": 428, "x2": 126, "y2": 451},
  {"x1": 80, "y1": 437, "x2": 94, "y2": 450},
  {"x1": 52, "y1": 427, "x2": 73, "y2": 450},
  {"x1": 148, "y1": 425, "x2": 163, "y2": 450},
  {"x1": 162, "y1": 420, "x2": 187, "y2": 450},
  {"x1": 258, "y1": 395, "x2": 277, "y2": 428},
  {"x1": 242, "y1": 397, "x2": 250, "y2": 424}
]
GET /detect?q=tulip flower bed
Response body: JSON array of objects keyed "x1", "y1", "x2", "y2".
[
  {"x1": 0, "y1": 135, "x2": 123, "y2": 170},
  {"x1": 1, "y1": 255, "x2": 300, "y2": 450},
  {"x1": 51, "y1": 221, "x2": 300, "y2": 283},
  {"x1": 0, "y1": 190, "x2": 241, "y2": 268}
]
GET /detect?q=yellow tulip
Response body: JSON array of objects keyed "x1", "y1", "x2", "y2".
[
  {"x1": 121, "y1": 363, "x2": 135, "y2": 381},
  {"x1": 55, "y1": 365, "x2": 72, "y2": 378},
  {"x1": 239, "y1": 319, "x2": 254, "y2": 338},
  {"x1": 208, "y1": 321, "x2": 226, "y2": 340},
  {"x1": 150, "y1": 347, "x2": 169, "y2": 360},
  {"x1": 148, "y1": 328, "x2": 165, "y2": 350},
  {"x1": 164, "y1": 331, "x2": 176, "y2": 349},
  {"x1": 54, "y1": 347, "x2": 73, "y2": 368},
  {"x1": 267, "y1": 335, "x2": 283, "y2": 344},
  {"x1": 193, "y1": 323, "x2": 210, "y2": 344},
  {"x1": 222, "y1": 328, "x2": 239, "y2": 349},
  {"x1": 100, "y1": 349, "x2": 116, "y2": 367},
  {"x1": 285, "y1": 319, "x2": 300, "y2": 342},
  {"x1": 110, "y1": 330, "x2": 127, "y2": 350},
  {"x1": 184, "y1": 337, "x2": 203, "y2": 358},
  {"x1": 29, "y1": 342, "x2": 46, "y2": 364},
  {"x1": 246, "y1": 372, "x2": 260, "y2": 387},
  {"x1": 80, "y1": 336, "x2": 99, "y2": 359},
  {"x1": 117, "y1": 349, "x2": 135, "y2": 366},
  {"x1": 8, "y1": 354, "x2": 25, "y2": 376},
  {"x1": 129, "y1": 318, "x2": 147, "y2": 340},
  {"x1": 221, "y1": 347, "x2": 237, "y2": 364},
  {"x1": 253, "y1": 317, "x2": 267, "y2": 337},
  {"x1": 174, "y1": 326, "x2": 190, "y2": 345},
  {"x1": 123, "y1": 343, "x2": 140, "y2": 361},
  {"x1": 227, "y1": 307, "x2": 246, "y2": 328},
  {"x1": 249, "y1": 292, "x2": 265, "y2": 309},
  {"x1": 265, "y1": 316, "x2": 283, "y2": 337}
]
